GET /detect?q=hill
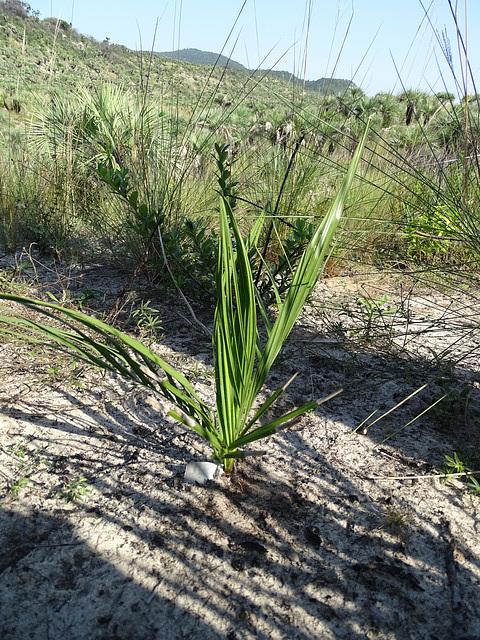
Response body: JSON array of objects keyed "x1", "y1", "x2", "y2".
[
  {"x1": 154, "y1": 48, "x2": 247, "y2": 71},
  {"x1": 156, "y1": 48, "x2": 353, "y2": 94}
]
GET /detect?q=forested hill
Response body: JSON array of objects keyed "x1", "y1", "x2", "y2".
[
  {"x1": 155, "y1": 48, "x2": 353, "y2": 94},
  {"x1": 155, "y1": 48, "x2": 248, "y2": 71}
]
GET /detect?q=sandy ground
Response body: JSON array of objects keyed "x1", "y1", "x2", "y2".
[{"x1": 0, "y1": 259, "x2": 479, "y2": 640}]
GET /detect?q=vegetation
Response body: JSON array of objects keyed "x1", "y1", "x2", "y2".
[
  {"x1": 0, "y1": 0, "x2": 478, "y2": 280},
  {"x1": 155, "y1": 48, "x2": 248, "y2": 71},
  {"x1": 155, "y1": 47, "x2": 353, "y2": 93},
  {"x1": 6, "y1": 440, "x2": 49, "y2": 497},
  {"x1": 441, "y1": 453, "x2": 480, "y2": 495},
  {"x1": 0, "y1": 0, "x2": 479, "y2": 472},
  {"x1": 0, "y1": 123, "x2": 369, "y2": 470}
]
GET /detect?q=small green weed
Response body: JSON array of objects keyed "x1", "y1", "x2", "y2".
[
  {"x1": 9, "y1": 476, "x2": 31, "y2": 496},
  {"x1": 8, "y1": 442, "x2": 28, "y2": 458},
  {"x1": 27, "y1": 348, "x2": 43, "y2": 359},
  {"x1": 46, "y1": 288, "x2": 97, "y2": 310},
  {"x1": 344, "y1": 291, "x2": 405, "y2": 345},
  {"x1": 441, "y1": 452, "x2": 480, "y2": 495},
  {"x1": 55, "y1": 477, "x2": 91, "y2": 502},
  {"x1": 189, "y1": 360, "x2": 214, "y2": 383},
  {"x1": 47, "y1": 364, "x2": 62, "y2": 378},
  {"x1": 70, "y1": 288, "x2": 97, "y2": 310},
  {"x1": 379, "y1": 506, "x2": 408, "y2": 539},
  {"x1": 7, "y1": 442, "x2": 49, "y2": 497},
  {"x1": 129, "y1": 300, "x2": 163, "y2": 342}
]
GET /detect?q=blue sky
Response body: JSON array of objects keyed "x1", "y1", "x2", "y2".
[{"x1": 30, "y1": 0, "x2": 478, "y2": 96}]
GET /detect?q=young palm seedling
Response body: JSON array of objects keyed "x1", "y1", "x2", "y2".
[{"x1": 0, "y1": 125, "x2": 370, "y2": 472}]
